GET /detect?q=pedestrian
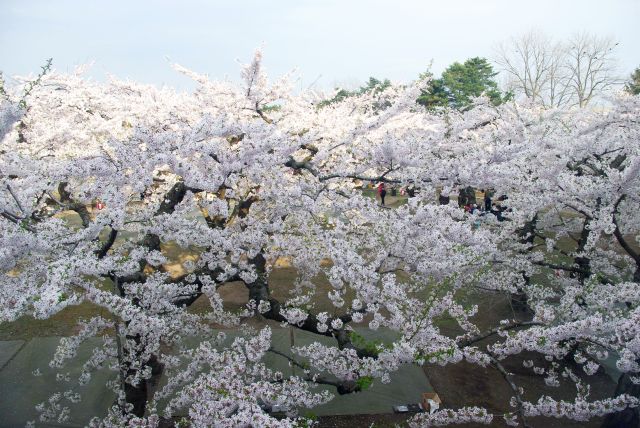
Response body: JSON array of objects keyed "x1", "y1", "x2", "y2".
[
  {"x1": 377, "y1": 182, "x2": 387, "y2": 206},
  {"x1": 484, "y1": 193, "x2": 492, "y2": 212}
]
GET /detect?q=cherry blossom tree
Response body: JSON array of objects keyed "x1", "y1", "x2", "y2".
[{"x1": 1, "y1": 52, "x2": 639, "y2": 427}]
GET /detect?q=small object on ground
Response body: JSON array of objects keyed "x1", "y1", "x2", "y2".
[
  {"x1": 393, "y1": 405, "x2": 409, "y2": 413},
  {"x1": 421, "y1": 392, "x2": 441, "y2": 414},
  {"x1": 392, "y1": 403, "x2": 422, "y2": 413},
  {"x1": 265, "y1": 403, "x2": 288, "y2": 417}
]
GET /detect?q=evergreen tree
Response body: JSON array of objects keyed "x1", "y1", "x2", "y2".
[
  {"x1": 418, "y1": 57, "x2": 509, "y2": 110},
  {"x1": 624, "y1": 67, "x2": 640, "y2": 95},
  {"x1": 441, "y1": 57, "x2": 505, "y2": 109},
  {"x1": 416, "y1": 71, "x2": 449, "y2": 109},
  {"x1": 318, "y1": 76, "x2": 391, "y2": 108}
]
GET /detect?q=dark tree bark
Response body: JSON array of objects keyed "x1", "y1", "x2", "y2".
[
  {"x1": 601, "y1": 371, "x2": 640, "y2": 428},
  {"x1": 571, "y1": 216, "x2": 593, "y2": 284},
  {"x1": 123, "y1": 374, "x2": 148, "y2": 417},
  {"x1": 512, "y1": 215, "x2": 538, "y2": 313}
]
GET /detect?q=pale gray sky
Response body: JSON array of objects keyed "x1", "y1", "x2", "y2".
[{"x1": 1, "y1": 0, "x2": 638, "y2": 90}]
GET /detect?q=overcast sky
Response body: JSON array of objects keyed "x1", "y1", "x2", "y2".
[{"x1": 1, "y1": 0, "x2": 638, "y2": 91}]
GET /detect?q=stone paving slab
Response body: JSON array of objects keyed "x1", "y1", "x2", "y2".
[
  {"x1": 601, "y1": 353, "x2": 622, "y2": 382},
  {"x1": 283, "y1": 328, "x2": 432, "y2": 416},
  {"x1": 0, "y1": 340, "x2": 25, "y2": 370},
  {"x1": 0, "y1": 337, "x2": 115, "y2": 428}
]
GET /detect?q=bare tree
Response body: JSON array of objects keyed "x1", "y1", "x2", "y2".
[
  {"x1": 564, "y1": 32, "x2": 620, "y2": 107},
  {"x1": 495, "y1": 30, "x2": 620, "y2": 108},
  {"x1": 495, "y1": 30, "x2": 563, "y2": 106},
  {"x1": 545, "y1": 43, "x2": 571, "y2": 107}
]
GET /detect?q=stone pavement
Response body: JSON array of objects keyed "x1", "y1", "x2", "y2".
[
  {"x1": 0, "y1": 337, "x2": 115, "y2": 427},
  {"x1": 0, "y1": 329, "x2": 433, "y2": 427}
]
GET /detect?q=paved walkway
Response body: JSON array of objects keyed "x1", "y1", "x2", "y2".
[
  {"x1": 0, "y1": 337, "x2": 115, "y2": 427},
  {"x1": 0, "y1": 329, "x2": 433, "y2": 427}
]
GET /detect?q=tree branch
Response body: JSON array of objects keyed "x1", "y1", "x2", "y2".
[{"x1": 458, "y1": 321, "x2": 542, "y2": 348}]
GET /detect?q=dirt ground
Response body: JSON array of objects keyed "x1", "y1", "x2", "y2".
[
  {"x1": 315, "y1": 290, "x2": 617, "y2": 428},
  {"x1": 316, "y1": 353, "x2": 615, "y2": 428},
  {"x1": 420, "y1": 354, "x2": 614, "y2": 428}
]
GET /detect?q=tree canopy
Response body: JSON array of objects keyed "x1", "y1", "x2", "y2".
[
  {"x1": 317, "y1": 76, "x2": 391, "y2": 108},
  {"x1": 1, "y1": 52, "x2": 639, "y2": 427},
  {"x1": 417, "y1": 57, "x2": 509, "y2": 110},
  {"x1": 625, "y1": 67, "x2": 640, "y2": 95}
]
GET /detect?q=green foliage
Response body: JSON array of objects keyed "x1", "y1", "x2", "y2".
[
  {"x1": 624, "y1": 67, "x2": 640, "y2": 95},
  {"x1": 204, "y1": 385, "x2": 231, "y2": 398},
  {"x1": 443, "y1": 57, "x2": 503, "y2": 108},
  {"x1": 18, "y1": 58, "x2": 53, "y2": 110},
  {"x1": 302, "y1": 411, "x2": 318, "y2": 421},
  {"x1": 262, "y1": 104, "x2": 282, "y2": 112},
  {"x1": 359, "y1": 77, "x2": 391, "y2": 95},
  {"x1": 176, "y1": 417, "x2": 190, "y2": 428},
  {"x1": 317, "y1": 89, "x2": 353, "y2": 108},
  {"x1": 414, "y1": 346, "x2": 456, "y2": 364},
  {"x1": 355, "y1": 375, "x2": 374, "y2": 390},
  {"x1": 416, "y1": 70, "x2": 449, "y2": 109},
  {"x1": 348, "y1": 331, "x2": 388, "y2": 356},
  {"x1": 416, "y1": 76, "x2": 449, "y2": 109},
  {"x1": 296, "y1": 413, "x2": 318, "y2": 428},
  {"x1": 317, "y1": 76, "x2": 391, "y2": 108},
  {"x1": 0, "y1": 72, "x2": 7, "y2": 101},
  {"x1": 418, "y1": 57, "x2": 509, "y2": 110}
]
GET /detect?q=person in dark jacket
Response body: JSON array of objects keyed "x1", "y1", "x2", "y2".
[
  {"x1": 377, "y1": 182, "x2": 387, "y2": 206},
  {"x1": 484, "y1": 194, "x2": 492, "y2": 212}
]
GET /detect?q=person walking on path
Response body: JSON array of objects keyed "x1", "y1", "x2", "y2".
[{"x1": 377, "y1": 182, "x2": 387, "y2": 206}]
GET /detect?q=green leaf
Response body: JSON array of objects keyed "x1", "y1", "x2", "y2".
[{"x1": 356, "y1": 376, "x2": 373, "y2": 390}]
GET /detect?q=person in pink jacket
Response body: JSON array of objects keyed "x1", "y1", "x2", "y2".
[{"x1": 377, "y1": 182, "x2": 387, "y2": 206}]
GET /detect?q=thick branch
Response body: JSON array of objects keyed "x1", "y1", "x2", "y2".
[
  {"x1": 267, "y1": 348, "x2": 361, "y2": 394},
  {"x1": 489, "y1": 355, "x2": 532, "y2": 428},
  {"x1": 95, "y1": 227, "x2": 118, "y2": 259},
  {"x1": 458, "y1": 321, "x2": 542, "y2": 348},
  {"x1": 612, "y1": 195, "x2": 640, "y2": 267},
  {"x1": 533, "y1": 261, "x2": 590, "y2": 274}
]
